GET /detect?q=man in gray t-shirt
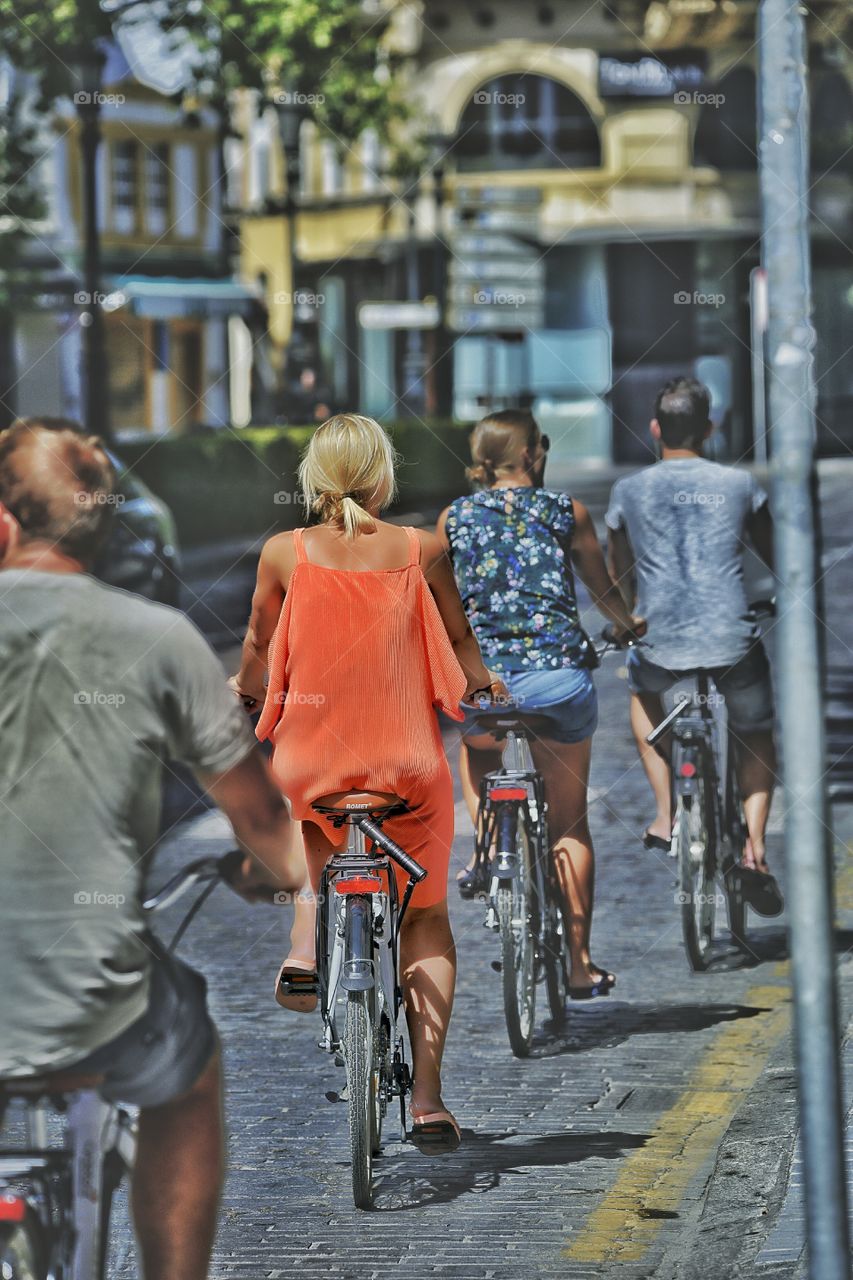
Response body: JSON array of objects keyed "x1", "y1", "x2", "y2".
[
  {"x1": 0, "y1": 419, "x2": 303, "y2": 1280},
  {"x1": 605, "y1": 379, "x2": 780, "y2": 903}
]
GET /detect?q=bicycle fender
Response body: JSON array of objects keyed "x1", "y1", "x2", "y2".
[{"x1": 341, "y1": 896, "x2": 375, "y2": 992}]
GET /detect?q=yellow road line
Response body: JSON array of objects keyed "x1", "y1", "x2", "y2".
[
  {"x1": 564, "y1": 984, "x2": 791, "y2": 1263},
  {"x1": 565, "y1": 841, "x2": 853, "y2": 1263}
]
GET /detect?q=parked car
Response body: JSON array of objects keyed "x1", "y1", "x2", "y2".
[{"x1": 95, "y1": 451, "x2": 182, "y2": 607}]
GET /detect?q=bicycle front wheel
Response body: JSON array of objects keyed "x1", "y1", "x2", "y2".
[
  {"x1": 675, "y1": 784, "x2": 717, "y2": 971},
  {"x1": 343, "y1": 992, "x2": 375, "y2": 1210},
  {"x1": 496, "y1": 805, "x2": 537, "y2": 1057}
]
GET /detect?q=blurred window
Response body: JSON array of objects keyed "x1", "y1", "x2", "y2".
[
  {"x1": 693, "y1": 68, "x2": 757, "y2": 171},
  {"x1": 112, "y1": 139, "x2": 139, "y2": 234},
  {"x1": 811, "y1": 72, "x2": 853, "y2": 176},
  {"x1": 144, "y1": 143, "x2": 171, "y2": 235},
  {"x1": 453, "y1": 74, "x2": 600, "y2": 171}
]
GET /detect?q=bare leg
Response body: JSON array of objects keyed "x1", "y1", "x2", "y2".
[
  {"x1": 275, "y1": 822, "x2": 330, "y2": 1009},
  {"x1": 630, "y1": 691, "x2": 672, "y2": 842},
  {"x1": 283, "y1": 821, "x2": 316, "y2": 967},
  {"x1": 530, "y1": 736, "x2": 609, "y2": 991},
  {"x1": 400, "y1": 899, "x2": 457, "y2": 1126},
  {"x1": 132, "y1": 1052, "x2": 223, "y2": 1280},
  {"x1": 735, "y1": 729, "x2": 777, "y2": 872},
  {"x1": 458, "y1": 736, "x2": 503, "y2": 875}
]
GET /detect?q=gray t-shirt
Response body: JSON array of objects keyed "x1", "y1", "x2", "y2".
[
  {"x1": 0, "y1": 570, "x2": 255, "y2": 1076},
  {"x1": 605, "y1": 459, "x2": 768, "y2": 671}
]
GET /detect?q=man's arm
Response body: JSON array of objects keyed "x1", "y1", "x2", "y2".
[
  {"x1": 746, "y1": 501, "x2": 774, "y2": 572},
  {"x1": 197, "y1": 749, "x2": 304, "y2": 898},
  {"x1": 607, "y1": 525, "x2": 637, "y2": 612}
]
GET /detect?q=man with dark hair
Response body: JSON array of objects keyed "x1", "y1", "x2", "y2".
[
  {"x1": 605, "y1": 378, "x2": 781, "y2": 911},
  {"x1": 0, "y1": 420, "x2": 304, "y2": 1280}
]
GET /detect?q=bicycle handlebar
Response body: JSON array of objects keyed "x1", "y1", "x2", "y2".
[
  {"x1": 142, "y1": 851, "x2": 241, "y2": 912},
  {"x1": 354, "y1": 816, "x2": 428, "y2": 883}
]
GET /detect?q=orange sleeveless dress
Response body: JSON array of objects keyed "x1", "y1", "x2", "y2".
[{"x1": 255, "y1": 527, "x2": 466, "y2": 907}]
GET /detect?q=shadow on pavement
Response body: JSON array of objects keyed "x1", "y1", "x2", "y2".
[
  {"x1": 714, "y1": 925, "x2": 853, "y2": 970},
  {"x1": 373, "y1": 1127, "x2": 648, "y2": 1210},
  {"x1": 532, "y1": 1000, "x2": 767, "y2": 1057}
]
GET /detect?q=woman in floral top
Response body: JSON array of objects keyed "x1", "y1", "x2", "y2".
[{"x1": 438, "y1": 410, "x2": 643, "y2": 997}]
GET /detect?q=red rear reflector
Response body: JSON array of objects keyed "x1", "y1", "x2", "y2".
[
  {"x1": 489, "y1": 787, "x2": 527, "y2": 801},
  {"x1": 335, "y1": 877, "x2": 382, "y2": 895},
  {"x1": 679, "y1": 762, "x2": 697, "y2": 778},
  {"x1": 0, "y1": 1195, "x2": 26, "y2": 1222}
]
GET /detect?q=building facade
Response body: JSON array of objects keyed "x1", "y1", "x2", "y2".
[
  {"x1": 4, "y1": 37, "x2": 256, "y2": 437},
  {"x1": 238, "y1": 0, "x2": 853, "y2": 463}
]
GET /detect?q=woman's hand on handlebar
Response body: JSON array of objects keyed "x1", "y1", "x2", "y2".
[
  {"x1": 221, "y1": 850, "x2": 296, "y2": 904},
  {"x1": 602, "y1": 616, "x2": 647, "y2": 647},
  {"x1": 464, "y1": 669, "x2": 510, "y2": 705},
  {"x1": 227, "y1": 674, "x2": 262, "y2": 713}
]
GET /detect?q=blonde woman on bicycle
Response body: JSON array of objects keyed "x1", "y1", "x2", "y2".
[{"x1": 233, "y1": 414, "x2": 504, "y2": 1152}]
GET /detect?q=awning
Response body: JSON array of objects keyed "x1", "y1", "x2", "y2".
[{"x1": 111, "y1": 276, "x2": 260, "y2": 320}]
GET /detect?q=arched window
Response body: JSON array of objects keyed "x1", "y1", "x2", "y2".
[
  {"x1": 694, "y1": 68, "x2": 757, "y2": 171},
  {"x1": 811, "y1": 72, "x2": 853, "y2": 176},
  {"x1": 453, "y1": 73, "x2": 600, "y2": 171}
]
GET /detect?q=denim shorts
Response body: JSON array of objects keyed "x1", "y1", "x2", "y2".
[
  {"x1": 69, "y1": 937, "x2": 217, "y2": 1109},
  {"x1": 626, "y1": 641, "x2": 774, "y2": 733},
  {"x1": 461, "y1": 665, "x2": 598, "y2": 745}
]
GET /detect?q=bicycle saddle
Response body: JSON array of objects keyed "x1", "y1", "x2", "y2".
[
  {"x1": 472, "y1": 712, "x2": 554, "y2": 738},
  {"x1": 0, "y1": 1070, "x2": 105, "y2": 1098},
  {"x1": 313, "y1": 789, "x2": 406, "y2": 816}
]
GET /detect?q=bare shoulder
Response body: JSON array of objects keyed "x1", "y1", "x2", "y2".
[
  {"x1": 572, "y1": 499, "x2": 593, "y2": 528},
  {"x1": 415, "y1": 526, "x2": 448, "y2": 571},
  {"x1": 259, "y1": 529, "x2": 297, "y2": 574}
]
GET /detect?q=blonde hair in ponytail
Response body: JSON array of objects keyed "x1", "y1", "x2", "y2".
[{"x1": 298, "y1": 413, "x2": 398, "y2": 538}]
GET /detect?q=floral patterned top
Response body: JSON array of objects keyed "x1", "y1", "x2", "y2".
[{"x1": 444, "y1": 486, "x2": 584, "y2": 672}]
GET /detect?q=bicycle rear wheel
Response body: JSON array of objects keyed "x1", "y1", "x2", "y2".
[
  {"x1": 675, "y1": 779, "x2": 717, "y2": 971},
  {"x1": 343, "y1": 992, "x2": 375, "y2": 1210},
  {"x1": 496, "y1": 805, "x2": 537, "y2": 1057},
  {"x1": 542, "y1": 886, "x2": 568, "y2": 1025},
  {"x1": 722, "y1": 745, "x2": 748, "y2": 947},
  {"x1": 0, "y1": 1214, "x2": 47, "y2": 1280}
]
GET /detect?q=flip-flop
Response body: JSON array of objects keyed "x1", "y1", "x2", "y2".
[
  {"x1": 568, "y1": 966, "x2": 616, "y2": 1000},
  {"x1": 737, "y1": 865, "x2": 785, "y2": 917},
  {"x1": 456, "y1": 863, "x2": 489, "y2": 899},
  {"x1": 409, "y1": 1112, "x2": 461, "y2": 1154},
  {"x1": 275, "y1": 961, "x2": 319, "y2": 1012},
  {"x1": 643, "y1": 829, "x2": 672, "y2": 854}
]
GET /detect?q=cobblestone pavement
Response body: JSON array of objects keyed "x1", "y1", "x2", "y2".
[{"x1": 106, "y1": 465, "x2": 851, "y2": 1279}]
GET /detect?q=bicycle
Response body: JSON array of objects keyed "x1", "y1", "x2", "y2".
[
  {"x1": 310, "y1": 789, "x2": 427, "y2": 1211},
  {"x1": 0, "y1": 851, "x2": 243, "y2": 1280},
  {"x1": 645, "y1": 601, "x2": 776, "y2": 971},
  {"x1": 465, "y1": 630, "x2": 636, "y2": 1058}
]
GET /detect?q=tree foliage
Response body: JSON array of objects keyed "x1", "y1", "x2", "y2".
[{"x1": 0, "y1": 0, "x2": 412, "y2": 147}]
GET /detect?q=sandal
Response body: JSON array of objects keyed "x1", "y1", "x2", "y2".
[
  {"x1": 643, "y1": 828, "x2": 672, "y2": 854},
  {"x1": 567, "y1": 966, "x2": 616, "y2": 1001},
  {"x1": 737, "y1": 865, "x2": 784, "y2": 917},
  {"x1": 275, "y1": 961, "x2": 319, "y2": 1012},
  {"x1": 456, "y1": 862, "x2": 489, "y2": 899},
  {"x1": 409, "y1": 1111, "x2": 461, "y2": 1154}
]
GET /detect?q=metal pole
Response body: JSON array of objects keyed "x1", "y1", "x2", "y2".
[
  {"x1": 758, "y1": 4, "x2": 850, "y2": 1278},
  {"x1": 76, "y1": 47, "x2": 111, "y2": 442}
]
